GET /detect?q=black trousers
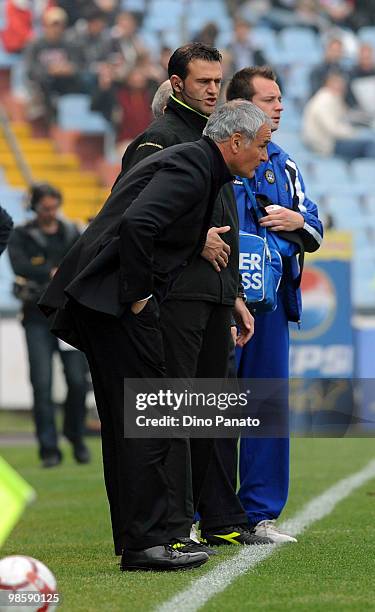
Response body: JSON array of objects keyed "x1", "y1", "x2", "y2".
[
  {"x1": 69, "y1": 298, "x2": 172, "y2": 553},
  {"x1": 159, "y1": 299, "x2": 247, "y2": 536},
  {"x1": 197, "y1": 347, "x2": 245, "y2": 531}
]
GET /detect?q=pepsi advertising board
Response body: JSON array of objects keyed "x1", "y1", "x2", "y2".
[
  {"x1": 290, "y1": 232, "x2": 354, "y2": 379},
  {"x1": 289, "y1": 232, "x2": 354, "y2": 434}
]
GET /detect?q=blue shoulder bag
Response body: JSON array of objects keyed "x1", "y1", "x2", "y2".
[{"x1": 239, "y1": 182, "x2": 283, "y2": 313}]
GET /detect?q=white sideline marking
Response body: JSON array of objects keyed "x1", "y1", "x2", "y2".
[{"x1": 156, "y1": 458, "x2": 375, "y2": 612}]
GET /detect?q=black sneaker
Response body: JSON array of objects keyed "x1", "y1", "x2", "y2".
[
  {"x1": 171, "y1": 537, "x2": 217, "y2": 556},
  {"x1": 201, "y1": 525, "x2": 272, "y2": 546},
  {"x1": 121, "y1": 544, "x2": 209, "y2": 571}
]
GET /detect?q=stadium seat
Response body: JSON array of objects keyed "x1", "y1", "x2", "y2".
[
  {"x1": 283, "y1": 64, "x2": 312, "y2": 103},
  {"x1": 365, "y1": 195, "x2": 375, "y2": 212},
  {"x1": 325, "y1": 195, "x2": 365, "y2": 229},
  {"x1": 252, "y1": 27, "x2": 279, "y2": 56},
  {"x1": 57, "y1": 95, "x2": 108, "y2": 133},
  {"x1": 0, "y1": 252, "x2": 19, "y2": 314},
  {"x1": 121, "y1": 0, "x2": 146, "y2": 10},
  {"x1": 352, "y1": 253, "x2": 375, "y2": 310},
  {"x1": 310, "y1": 158, "x2": 351, "y2": 185},
  {"x1": 358, "y1": 26, "x2": 375, "y2": 51},
  {"x1": 145, "y1": 1, "x2": 184, "y2": 30},
  {"x1": 279, "y1": 27, "x2": 322, "y2": 65},
  {"x1": 0, "y1": 47, "x2": 19, "y2": 68},
  {"x1": 353, "y1": 226, "x2": 373, "y2": 255},
  {"x1": 351, "y1": 158, "x2": 375, "y2": 186},
  {"x1": 273, "y1": 131, "x2": 307, "y2": 158}
]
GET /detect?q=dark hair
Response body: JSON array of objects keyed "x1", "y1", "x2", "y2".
[
  {"x1": 84, "y1": 6, "x2": 107, "y2": 21},
  {"x1": 167, "y1": 43, "x2": 222, "y2": 80},
  {"x1": 226, "y1": 66, "x2": 277, "y2": 101},
  {"x1": 29, "y1": 183, "x2": 62, "y2": 211}
]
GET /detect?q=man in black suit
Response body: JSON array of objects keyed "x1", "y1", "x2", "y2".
[
  {"x1": 39, "y1": 100, "x2": 272, "y2": 572},
  {"x1": 121, "y1": 43, "x2": 263, "y2": 549}
]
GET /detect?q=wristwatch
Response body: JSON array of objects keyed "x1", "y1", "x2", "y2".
[{"x1": 237, "y1": 289, "x2": 247, "y2": 303}]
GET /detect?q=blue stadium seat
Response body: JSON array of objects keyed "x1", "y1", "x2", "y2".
[
  {"x1": 279, "y1": 27, "x2": 322, "y2": 65},
  {"x1": 57, "y1": 94, "x2": 108, "y2": 133},
  {"x1": 352, "y1": 253, "x2": 375, "y2": 310},
  {"x1": 280, "y1": 97, "x2": 302, "y2": 131},
  {"x1": 121, "y1": 0, "x2": 146, "y2": 10},
  {"x1": 145, "y1": 1, "x2": 184, "y2": 30},
  {"x1": 0, "y1": 188, "x2": 26, "y2": 225},
  {"x1": 273, "y1": 131, "x2": 307, "y2": 158},
  {"x1": 358, "y1": 26, "x2": 375, "y2": 51},
  {"x1": 351, "y1": 158, "x2": 375, "y2": 185},
  {"x1": 252, "y1": 27, "x2": 279, "y2": 55},
  {"x1": 0, "y1": 46, "x2": 20, "y2": 68},
  {"x1": 283, "y1": 64, "x2": 311, "y2": 103},
  {"x1": 0, "y1": 252, "x2": 19, "y2": 314},
  {"x1": 325, "y1": 195, "x2": 365, "y2": 230},
  {"x1": 310, "y1": 158, "x2": 351, "y2": 185},
  {"x1": 354, "y1": 227, "x2": 373, "y2": 255},
  {"x1": 365, "y1": 195, "x2": 375, "y2": 213}
]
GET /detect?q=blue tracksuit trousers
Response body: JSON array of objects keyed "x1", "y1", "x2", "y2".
[{"x1": 236, "y1": 294, "x2": 290, "y2": 527}]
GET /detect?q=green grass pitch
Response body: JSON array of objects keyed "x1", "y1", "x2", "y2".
[{"x1": 1, "y1": 438, "x2": 375, "y2": 611}]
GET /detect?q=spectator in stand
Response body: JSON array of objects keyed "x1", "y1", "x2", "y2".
[
  {"x1": 194, "y1": 22, "x2": 220, "y2": 47},
  {"x1": 24, "y1": 6, "x2": 85, "y2": 122},
  {"x1": 91, "y1": 61, "x2": 153, "y2": 155},
  {"x1": 347, "y1": 43, "x2": 375, "y2": 113},
  {"x1": 309, "y1": 37, "x2": 348, "y2": 96},
  {"x1": 349, "y1": 0, "x2": 375, "y2": 29},
  {"x1": 114, "y1": 66, "x2": 154, "y2": 150},
  {"x1": 302, "y1": 71, "x2": 375, "y2": 159},
  {"x1": 109, "y1": 11, "x2": 146, "y2": 78},
  {"x1": 351, "y1": 43, "x2": 375, "y2": 81},
  {"x1": 0, "y1": 0, "x2": 33, "y2": 53},
  {"x1": 320, "y1": 0, "x2": 354, "y2": 29},
  {"x1": 226, "y1": 18, "x2": 267, "y2": 72},
  {"x1": 56, "y1": 0, "x2": 119, "y2": 27},
  {"x1": 293, "y1": 0, "x2": 330, "y2": 32},
  {"x1": 135, "y1": 50, "x2": 166, "y2": 92},
  {"x1": 66, "y1": 6, "x2": 112, "y2": 93}
]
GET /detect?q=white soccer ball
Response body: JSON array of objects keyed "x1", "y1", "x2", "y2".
[{"x1": 0, "y1": 556, "x2": 58, "y2": 611}]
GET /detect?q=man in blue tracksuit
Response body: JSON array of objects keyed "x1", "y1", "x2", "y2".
[{"x1": 227, "y1": 66, "x2": 323, "y2": 542}]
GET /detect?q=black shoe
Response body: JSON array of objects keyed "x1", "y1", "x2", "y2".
[
  {"x1": 42, "y1": 452, "x2": 62, "y2": 469},
  {"x1": 201, "y1": 525, "x2": 273, "y2": 546},
  {"x1": 171, "y1": 537, "x2": 218, "y2": 556},
  {"x1": 121, "y1": 544, "x2": 209, "y2": 572},
  {"x1": 73, "y1": 442, "x2": 91, "y2": 464}
]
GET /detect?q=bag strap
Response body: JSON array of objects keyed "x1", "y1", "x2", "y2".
[
  {"x1": 242, "y1": 179, "x2": 267, "y2": 239},
  {"x1": 242, "y1": 179, "x2": 305, "y2": 289}
]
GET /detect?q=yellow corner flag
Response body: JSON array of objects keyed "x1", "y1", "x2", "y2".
[{"x1": 0, "y1": 457, "x2": 35, "y2": 548}]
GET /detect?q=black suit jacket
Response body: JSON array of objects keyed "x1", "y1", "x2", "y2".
[
  {"x1": 117, "y1": 96, "x2": 241, "y2": 305},
  {"x1": 39, "y1": 137, "x2": 232, "y2": 348}
]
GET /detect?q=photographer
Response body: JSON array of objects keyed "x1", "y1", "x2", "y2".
[{"x1": 8, "y1": 183, "x2": 90, "y2": 468}]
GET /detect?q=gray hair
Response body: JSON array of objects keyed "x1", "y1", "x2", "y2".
[
  {"x1": 203, "y1": 100, "x2": 271, "y2": 143},
  {"x1": 151, "y1": 80, "x2": 173, "y2": 118}
]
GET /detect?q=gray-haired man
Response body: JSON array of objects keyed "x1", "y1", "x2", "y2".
[
  {"x1": 151, "y1": 79, "x2": 172, "y2": 118},
  {"x1": 40, "y1": 101, "x2": 272, "y2": 572}
]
